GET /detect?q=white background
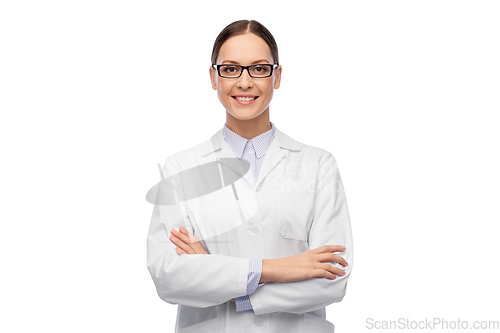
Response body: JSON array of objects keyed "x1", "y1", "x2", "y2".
[{"x1": 1, "y1": 1, "x2": 499, "y2": 332}]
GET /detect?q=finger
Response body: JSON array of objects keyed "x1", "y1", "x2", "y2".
[
  {"x1": 180, "y1": 227, "x2": 208, "y2": 255},
  {"x1": 312, "y1": 268, "x2": 337, "y2": 280},
  {"x1": 189, "y1": 238, "x2": 208, "y2": 254},
  {"x1": 171, "y1": 229, "x2": 201, "y2": 254},
  {"x1": 171, "y1": 227, "x2": 208, "y2": 254},
  {"x1": 319, "y1": 262, "x2": 347, "y2": 277},
  {"x1": 316, "y1": 253, "x2": 349, "y2": 267},
  {"x1": 312, "y1": 244, "x2": 346, "y2": 254},
  {"x1": 171, "y1": 228, "x2": 192, "y2": 246},
  {"x1": 174, "y1": 228, "x2": 202, "y2": 252},
  {"x1": 175, "y1": 246, "x2": 187, "y2": 255},
  {"x1": 169, "y1": 233, "x2": 195, "y2": 255},
  {"x1": 180, "y1": 227, "x2": 200, "y2": 245}
]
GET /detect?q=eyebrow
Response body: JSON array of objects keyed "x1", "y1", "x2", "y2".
[{"x1": 221, "y1": 59, "x2": 270, "y2": 65}]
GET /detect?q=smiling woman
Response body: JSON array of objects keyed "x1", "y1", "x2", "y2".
[
  {"x1": 147, "y1": 19, "x2": 353, "y2": 333},
  {"x1": 209, "y1": 30, "x2": 282, "y2": 137}
]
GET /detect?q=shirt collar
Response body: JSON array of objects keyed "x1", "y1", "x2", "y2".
[{"x1": 222, "y1": 121, "x2": 276, "y2": 159}]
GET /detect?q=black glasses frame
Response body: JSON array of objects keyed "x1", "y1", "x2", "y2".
[{"x1": 212, "y1": 64, "x2": 278, "y2": 78}]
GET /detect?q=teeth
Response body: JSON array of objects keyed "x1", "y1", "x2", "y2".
[{"x1": 235, "y1": 96, "x2": 256, "y2": 101}]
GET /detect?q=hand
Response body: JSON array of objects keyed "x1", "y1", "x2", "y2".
[
  {"x1": 169, "y1": 227, "x2": 209, "y2": 255},
  {"x1": 266, "y1": 245, "x2": 348, "y2": 283},
  {"x1": 169, "y1": 228, "x2": 234, "y2": 303}
]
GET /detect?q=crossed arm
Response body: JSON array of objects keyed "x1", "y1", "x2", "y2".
[
  {"x1": 169, "y1": 226, "x2": 349, "y2": 307},
  {"x1": 149, "y1": 152, "x2": 353, "y2": 315},
  {"x1": 170, "y1": 227, "x2": 237, "y2": 302}
]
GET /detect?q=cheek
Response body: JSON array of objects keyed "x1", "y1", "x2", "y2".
[
  {"x1": 218, "y1": 83, "x2": 233, "y2": 98},
  {"x1": 259, "y1": 83, "x2": 274, "y2": 99}
]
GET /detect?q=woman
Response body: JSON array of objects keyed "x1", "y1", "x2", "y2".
[{"x1": 147, "y1": 20, "x2": 353, "y2": 332}]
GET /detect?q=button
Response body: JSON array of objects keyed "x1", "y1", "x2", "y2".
[
  {"x1": 246, "y1": 142, "x2": 252, "y2": 147},
  {"x1": 250, "y1": 225, "x2": 259, "y2": 233},
  {"x1": 254, "y1": 317, "x2": 263, "y2": 326},
  {"x1": 248, "y1": 150, "x2": 254, "y2": 155}
]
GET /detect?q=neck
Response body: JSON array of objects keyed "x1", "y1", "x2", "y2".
[{"x1": 225, "y1": 108, "x2": 272, "y2": 140}]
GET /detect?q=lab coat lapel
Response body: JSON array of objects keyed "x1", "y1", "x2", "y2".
[
  {"x1": 200, "y1": 129, "x2": 249, "y2": 185},
  {"x1": 217, "y1": 135, "x2": 286, "y2": 189},
  {"x1": 200, "y1": 126, "x2": 302, "y2": 189},
  {"x1": 255, "y1": 127, "x2": 303, "y2": 188},
  {"x1": 254, "y1": 138, "x2": 285, "y2": 189},
  {"x1": 217, "y1": 138, "x2": 251, "y2": 184}
]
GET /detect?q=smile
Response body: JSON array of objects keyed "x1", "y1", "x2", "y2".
[
  {"x1": 233, "y1": 96, "x2": 258, "y2": 101},
  {"x1": 232, "y1": 96, "x2": 259, "y2": 105}
]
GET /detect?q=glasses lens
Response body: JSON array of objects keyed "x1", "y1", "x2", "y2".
[
  {"x1": 249, "y1": 65, "x2": 272, "y2": 77},
  {"x1": 219, "y1": 65, "x2": 242, "y2": 78}
]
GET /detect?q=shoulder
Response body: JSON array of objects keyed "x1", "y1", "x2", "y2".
[
  {"x1": 164, "y1": 140, "x2": 207, "y2": 171},
  {"x1": 280, "y1": 130, "x2": 336, "y2": 165},
  {"x1": 280, "y1": 131, "x2": 340, "y2": 185},
  {"x1": 297, "y1": 140, "x2": 331, "y2": 159}
]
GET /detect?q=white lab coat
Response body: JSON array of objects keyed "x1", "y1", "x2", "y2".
[{"x1": 147, "y1": 126, "x2": 353, "y2": 332}]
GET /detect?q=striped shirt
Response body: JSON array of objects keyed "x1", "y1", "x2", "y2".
[{"x1": 222, "y1": 121, "x2": 275, "y2": 312}]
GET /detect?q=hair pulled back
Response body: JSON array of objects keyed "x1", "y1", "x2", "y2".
[{"x1": 211, "y1": 20, "x2": 279, "y2": 66}]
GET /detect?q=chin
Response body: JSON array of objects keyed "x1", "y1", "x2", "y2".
[{"x1": 230, "y1": 110, "x2": 262, "y2": 121}]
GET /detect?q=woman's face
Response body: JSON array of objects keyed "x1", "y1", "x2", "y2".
[{"x1": 210, "y1": 33, "x2": 281, "y2": 121}]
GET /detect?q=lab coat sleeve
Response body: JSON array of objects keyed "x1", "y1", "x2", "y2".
[
  {"x1": 248, "y1": 152, "x2": 353, "y2": 315},
  {"x1": 235, "y1": 259, "x2": 264, "y2": 311},
  {"x1": 147, "y1": 155, "x2": 251, "y2": 308}
]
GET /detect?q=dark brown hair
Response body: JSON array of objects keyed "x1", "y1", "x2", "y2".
[{"x1": 211, "y1": 20, "x2": 279, "y2": 66}]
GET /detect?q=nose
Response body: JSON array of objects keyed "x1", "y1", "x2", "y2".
[{"x1": 236, "y1": 68, "x2": 254, "y2": 90}]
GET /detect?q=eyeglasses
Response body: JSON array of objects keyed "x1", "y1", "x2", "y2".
[{"x1": 212, "y1": 64, "x2": 278, "y2": 78}]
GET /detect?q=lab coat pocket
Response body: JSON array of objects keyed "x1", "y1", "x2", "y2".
[
  {"x1": 303, "y1": 313, "x2": 335, "y2": 332},
  {"x1": 177, "y1": 317, "x2": 218, "y2": 333},
  {"x1": 276, "y1": 187, "x2": 315, "y2": 242}
]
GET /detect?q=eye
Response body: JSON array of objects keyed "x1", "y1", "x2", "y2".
[
  {"x1": 222, "y1": 65, "x2": 238, "y2": 73},
  {"x1": 251, "y1": 65, "x2": 271, "y2": 75}
]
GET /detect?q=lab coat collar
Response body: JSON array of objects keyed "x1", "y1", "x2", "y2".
[
  {"x1": 222, "y1": 121, "x2": 276, "y2": 159},
  {"x1": 200, "y1": 124, "x2": 302, "y2": 188}
]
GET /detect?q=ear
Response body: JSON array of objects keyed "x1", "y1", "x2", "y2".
[
  {"x1": 273, "y1": 65, "x2": 282, "y2": 89},
  {"x1": 210, "y1": 66, "x2": 217, "y2": 90}
]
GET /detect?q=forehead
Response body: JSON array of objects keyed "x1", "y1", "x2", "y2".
[{"x1": 217, "y1": 33, "x2": 273, "y2": 64}]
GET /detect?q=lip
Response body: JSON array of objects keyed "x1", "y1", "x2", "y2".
[{"x1": 232, "y1": 95, "x2": 259, "y2": 105}]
